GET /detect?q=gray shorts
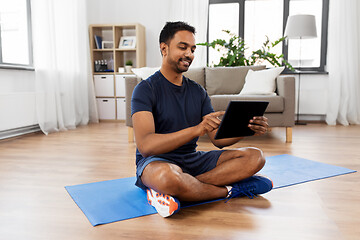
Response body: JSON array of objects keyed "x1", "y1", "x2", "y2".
[{"x1": 135, "y1": 150, "x2": 225, "y2": 190}]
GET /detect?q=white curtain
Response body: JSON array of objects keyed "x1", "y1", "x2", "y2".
[
  {"x1": 326, "y1": 0, "x2": 360, "y2": 125},
  {"x1": 168, "y1": 0, "x2": 209, "y2": 67},
  {"x1": 31, "y1": 0, "x2": 98, "y2": 134}
]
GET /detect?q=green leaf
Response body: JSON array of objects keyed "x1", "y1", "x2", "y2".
[{"x1": 197, "y1": 30, "x2": 294, "y2": 70}]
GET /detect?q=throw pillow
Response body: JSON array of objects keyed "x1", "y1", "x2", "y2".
[
  {"x1": 131, "y1": 67, "x2": 160, "y2": 80},
  {"x1": 239, "y1": 66, "x2": 285, "y2": 95}
]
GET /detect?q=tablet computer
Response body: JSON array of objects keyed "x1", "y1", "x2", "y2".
[{"x1": 214, "y1": 100, "x2": 269, "y2": 139}]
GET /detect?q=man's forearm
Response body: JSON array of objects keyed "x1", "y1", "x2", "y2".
[
  {"x1": 211, "y1": 137, "x2": 244, "y2": 149},
  {"x1": 206, "y1": 129, "x2": 243, "y2": 149},
  {"x1": 137, "y1": 126, "x2": 200, "y2": 158}
]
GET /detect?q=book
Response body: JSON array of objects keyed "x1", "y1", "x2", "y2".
[{"x1": 94, "y1": 35, "x2": 102, "y2": 49}]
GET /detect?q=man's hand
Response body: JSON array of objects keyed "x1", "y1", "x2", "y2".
[
  {"x1": 196, "y1": 111, "x2": 225, "y2": 136},
  {"x1": 248, "y1": 116, "x2": 269, "y2": 136}
]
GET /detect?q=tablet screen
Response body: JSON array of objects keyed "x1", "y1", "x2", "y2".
[{"x1": 214, "y1": 101, "x2": 269, "y2": 139}]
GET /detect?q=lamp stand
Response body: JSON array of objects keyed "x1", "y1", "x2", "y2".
[{"x1": 296, "y1": 37, "x2": 307, "y2": 125}]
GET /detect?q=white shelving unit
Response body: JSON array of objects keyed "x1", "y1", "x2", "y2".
[{"x1": 89, "y1": 23, "x2": 146, "y2": 120}]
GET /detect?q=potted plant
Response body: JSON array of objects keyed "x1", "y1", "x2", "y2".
[
  {"x1": 198, "y1": 30, "x2": 294, "y2": 71},
  {"x1": 198, "y1": 30, "x2": 248, "y2": 67},
  {"x1": 125, "y1": 60, "x2": 133, "y2": 73}
]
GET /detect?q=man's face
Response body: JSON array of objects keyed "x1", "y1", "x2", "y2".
[{"x1": 162, "y1": 30, "x2": 196, "y2": 73}]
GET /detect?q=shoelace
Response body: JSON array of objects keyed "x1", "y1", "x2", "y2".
[{"x1": 225, "y1": 186, "x2": 257, "y2": 203}]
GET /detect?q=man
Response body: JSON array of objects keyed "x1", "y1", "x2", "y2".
[{"x1": 131, "y1": 22, "x2": 272, "y2": 218}]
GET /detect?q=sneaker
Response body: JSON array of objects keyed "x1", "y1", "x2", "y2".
[
  {"x1": 147, "y1": 188, "x2": 180, "y2": 217},
  {"x1": 226, "y1": 175, "x2": 273, "y2": 202}
]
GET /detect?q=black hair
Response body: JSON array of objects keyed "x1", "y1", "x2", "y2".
[{"x1": 159, "y1": 21, "x2": 196, "y2": 45}]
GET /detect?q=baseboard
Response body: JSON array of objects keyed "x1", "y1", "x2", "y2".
[
  {"x1": 297, "y1": 114, "x2": 326, "y2": 122},
  {"x1": 0, "y1": 124, "x2": 41, "y2": 140}
]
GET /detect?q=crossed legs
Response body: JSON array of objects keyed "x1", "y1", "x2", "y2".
[{"x1": 141, "y1": 147, "x2": 265, "y2": 202}]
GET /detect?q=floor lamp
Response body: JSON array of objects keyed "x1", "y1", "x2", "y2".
[{"x1": 284, "y1": 14, "x2": 317, "y2": 125}]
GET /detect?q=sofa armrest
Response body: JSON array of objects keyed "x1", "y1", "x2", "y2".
[
  {"x1": 276, "y1": 76, "x2": 295, "y2": 126},
  {"x1": 125, "y1": 76, "x2": 141, "y2": 127}
]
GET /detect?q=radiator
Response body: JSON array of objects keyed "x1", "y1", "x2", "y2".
[{"x1": 0, "y1": 92, "x2": 40, "y2": 139}]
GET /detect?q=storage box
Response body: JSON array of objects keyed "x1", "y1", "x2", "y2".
[
  {"x1": 116, "y1": 98, "x2": 126, "y2": 120},
  {"x1": 94, "y1": 75, "x2": 114, "y2": 97},
  {"x1": 96, "y1": 98, "x2": 116, "y2": 119},
  {"x1": 115, "y1": 75, "x2": 133, "y2": 97}
]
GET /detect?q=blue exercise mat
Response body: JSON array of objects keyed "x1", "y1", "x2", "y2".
[{"x1": 65, "y1": 154, "x2": 356, "y2": 226}]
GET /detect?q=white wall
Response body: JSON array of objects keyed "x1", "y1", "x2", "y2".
[
  {"x1": 0, "y1": 92, "x2": 37, "y2": 131},
  {"x1": 299, "y1": 74, "x2": 328, "y2": 116},
  {"x1": 292, "y1": 73, "x2": 328, "y2": 121},
  {"x1": 0, "y1": 69, "x2": 35, "y2": 93}
]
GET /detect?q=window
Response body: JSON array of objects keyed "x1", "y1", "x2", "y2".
[
  {"x1": 287, "y1": 0, "x2": 323, "y2": 68},
  {"x1": 245, "y1": 0, "x2": 284, "y2": 67},
  {"x1": 208, "y1": 2, "x2": 239, "y2": 66},
  {"x1": 207, "y1": 0, "x2": 329, "y2": 72},
  {"x1": 0, "y1": 0, "x2": 33, "y2": 69}
]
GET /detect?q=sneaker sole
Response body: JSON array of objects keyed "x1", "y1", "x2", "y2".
[{"x1": 147, "y1": 189, "x2": 180, "y2": 218}]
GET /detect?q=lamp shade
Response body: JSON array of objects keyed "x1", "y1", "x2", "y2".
[{"x1": 284, "y1": 14, "x2": 317, "y2": 39}]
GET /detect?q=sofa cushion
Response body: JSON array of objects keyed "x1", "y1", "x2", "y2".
[
  {"x1": 132, "y1": 67, "x2": 160, "y2": 80},
  {"x1": 205, "y1": 65, "x2": 266, "y2": 96},
  {"x1": 210, "y1": 95, "x2": 284, "y2": 113},
  {"x1": 239, "y1": 67, "x2": 285, "y2": 96},
  {"x1": 183, "y1": 67, "x2": 205, "y2": 88}
]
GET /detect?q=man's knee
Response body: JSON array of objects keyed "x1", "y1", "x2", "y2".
[
  {"x1": 243, "y1": 147, "x2": 265, "y2": 172},
  {"x1": 155, "y1": 165, "x2": 183, "y2": 192},
  {"x1": 227, "y1": 147, "x2": 265, "y2": 174},
  {"x1": 142, "y1": 162, "x2": 184, "y2": 195}
]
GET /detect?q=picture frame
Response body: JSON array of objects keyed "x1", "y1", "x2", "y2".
[
  {"x1": 102, "y1": 41, "x2": 114, "y2": 49},
  {"x1": 118, "y1": 36, "x2": 136, "y2": 49}
]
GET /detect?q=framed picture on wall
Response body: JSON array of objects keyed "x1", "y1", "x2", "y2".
[{"x1": 118, "y1": 36, "x2": 136, "y2": 49}]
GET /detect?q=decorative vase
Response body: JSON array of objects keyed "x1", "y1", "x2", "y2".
[{"x1": 125, "y1": 65, "x2": 132, "y2": 73}]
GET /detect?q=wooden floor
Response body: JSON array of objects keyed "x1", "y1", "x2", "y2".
[{"x1": 0, "y1": 123, "x2": 359, "y2": 240}]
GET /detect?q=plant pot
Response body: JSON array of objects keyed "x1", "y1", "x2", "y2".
[{"x1": 125, "y1": 65, "x2": 132, "y2": 73}]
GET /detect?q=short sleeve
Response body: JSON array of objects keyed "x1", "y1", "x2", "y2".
[
  {"x1": 131, "y1": 80, "x2": 154, "y2": 116},
  {"x1": 201, "y1": 87, "x2": 214, "y2": 117}
]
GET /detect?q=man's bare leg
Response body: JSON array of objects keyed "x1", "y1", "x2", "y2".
[
  {"x1": 196, "y1": 147, "x2": 265, "y2": 186},
  {"x1": 141, "y1": 147, "x2": 265, "y2": 202},
  {"x1": 142, "y1": 162, "x2": 228, "y2": 201}
]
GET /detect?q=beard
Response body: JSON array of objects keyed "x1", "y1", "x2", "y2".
[{"x1": 167, "y1": 55, "x2": 192, "y2": 73}]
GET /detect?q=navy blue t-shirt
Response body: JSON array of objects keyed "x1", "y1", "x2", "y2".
[{"x1": 131, "y1": 70, "x2": 214, "y2": 164}]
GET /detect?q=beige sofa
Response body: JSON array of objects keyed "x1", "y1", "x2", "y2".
[{"x1": 125, "y1": 66, "x2": 295, "y2": 143}]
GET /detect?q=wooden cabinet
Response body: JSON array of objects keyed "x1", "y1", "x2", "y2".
[{"x1": 89, "y1": 23, "x2": 145, "y2": 120}]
